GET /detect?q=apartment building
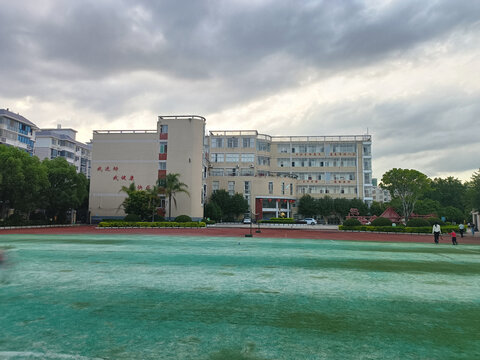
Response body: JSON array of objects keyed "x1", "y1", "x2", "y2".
[
  {"x1": 0, "y1": 108, "x2": 38, "y2": 155},
  {"x1": 206, "y1": 130, "x2": 372, "y2": 219},
  {"x1": 34, "y1": 125, "x2": 92, "y2": 178},
  {"x1": 89, "y1": 115, "x2": 206, "y2": 222},
  {"x1": 371, "y1": 178, "x2": 391, "y2": 203}
]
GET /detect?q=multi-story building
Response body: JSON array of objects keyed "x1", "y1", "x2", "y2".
[
  {"x1": 89, "y1": 115, "x2": 206, "y2": 222},
  {"x1": 0, "y1": 108, "x2": 38, "y2": 155},
  {"x1": 34, "y1": 125, "x2": 92, "y2": 178},
  {"x1": 88, "y1": 116, "x2": 373, "y2": 222},
  {"x1": 206, "y1": 130, "x2": 372, "y2": 219},
  {"x1": 371, "y1": 178, "x2": 391, "y2": 203}
]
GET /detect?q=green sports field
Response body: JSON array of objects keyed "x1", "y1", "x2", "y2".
[{"x1": 1, "y1": 234, "x2": 479, "y2": 359}]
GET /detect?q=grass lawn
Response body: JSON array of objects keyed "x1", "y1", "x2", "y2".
[{"x1": 1, "y1": 234, "x2": 479, "y2": 359}]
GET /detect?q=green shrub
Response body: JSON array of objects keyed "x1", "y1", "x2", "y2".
[
  {"x1": 175, "y1": 215, "x2": 192, "y2": 223},
  {"x1": 370, "y1": 217, "x2": 392, "y2": 226},
  {"x1": 343, "y1": 218, "x2": 362, "y2": 226},
  {"x1": 124, "y1": 214, "x2": 141, "y2": 222},
  {"x1": 259, "y1": 217, "x2": 295, "y2": 224},
  {"x1": 406, "y1": 218, "x2": 430, "y2": 227},
  {"x1": 98, "y1": 221, "x2": 206, "y2": 228}
]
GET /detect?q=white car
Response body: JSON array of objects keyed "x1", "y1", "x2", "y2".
[
  {"x1": 243, "y1": 217, "x2": 252, "y2": 224},
  {"x1": 304, "y1": 218, "x2": 317, "y2": 225}
]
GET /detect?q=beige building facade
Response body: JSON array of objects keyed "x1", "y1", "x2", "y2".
[
  {"x1": 89, "y1": 116, "x2": 372, "y2": 222},
  {"x1": 206, "y1": 131, "x2": 372, "y2": 219},
  {"x1": 89, "y1": 116, "x2": 205, "y2": 222}
]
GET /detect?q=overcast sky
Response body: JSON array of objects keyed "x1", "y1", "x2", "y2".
[{"x1": 1, "y1": 0, "x2": 479, "y2": 181}]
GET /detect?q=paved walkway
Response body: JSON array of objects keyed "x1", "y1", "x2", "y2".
[{"x1": 1, "y1": 225, "x2": 479, "y2": 245}]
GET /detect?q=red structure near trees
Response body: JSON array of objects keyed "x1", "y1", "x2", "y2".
[{"x1": 346, "y1": 207, "x2": 437, "y2": 225}]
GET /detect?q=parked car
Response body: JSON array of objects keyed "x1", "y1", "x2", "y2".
[
  {"x1": 304, "y1": 218, "x2": 317, "y2": 225},
  {"x1": 243, "y1": 217, "x2": 252, "y2": 224}
]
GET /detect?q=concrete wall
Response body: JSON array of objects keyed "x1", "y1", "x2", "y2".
[{"x1": 89, "y1": 131, "x2": 159, "y2": 221}]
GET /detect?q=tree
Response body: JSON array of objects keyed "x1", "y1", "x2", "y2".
[
  {"x1": 229, "y1": 193, "x2": 249, "y2": 219},
  {"x1": 0, "y1": 145, "x2": 48, "y2": 218},
  {"x1": 369, "y1": 201, "x2": 387, "y2": 216},
  {"x1": 425, "y1": 177, "x2": 467, "y2": 211},
  {"x1": 380, "y1": 168, "x2": 430, "y2": 223},
  {"x1": 297, "y1": 195, "x2": 317, "y2": 217},
  {"x1": 204, "y1": 201, "x2": 222, "y2": 221},
  {"x1": 332, "y1": 198, "x2": 350, "y2": 223},
  {"x1": 317, "y1": 196, "x2": 334, "y2": 222},
  {"x1": 157, "y1": 173, "x2": 190, "y2": 220},
  {"x1": 439, "y1": 206, "x2": 465, "y2": 224},
  {"x1": 207, "y1": 190, "x2": 248, "y2": 221},
  {"x1": 42, "y1": 157, "x2": 88, "y2": 223},
  {"x1": 145, "y1": 183, "x2": 163, "y2": 221},
  {"x1": 350, "y1": 198, "x2": 368, "y2": 216},
  {"x1": 467, "y1": 169, "x2": 480, "y2": 212},
  {"x1": 413, "y1": 199, "x2": 441, "y2": 215},
  {"x1": 121, "y1": 189, "x2": 152, "y2": 220}
]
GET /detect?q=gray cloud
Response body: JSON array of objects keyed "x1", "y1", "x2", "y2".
[{"x1": 1, "y1": 0, "x2": 480, "y2": 180}]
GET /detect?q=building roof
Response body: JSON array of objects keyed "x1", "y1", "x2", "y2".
[
  {"x1": 36, "y1": 130, "x2": 91, "y2": 149},
  {"x1": 36, "y1": 130, "x2": 74, "y2": 140},
  {"x1": 0, "y1": 109, "x2": 39, "y2": 129}
]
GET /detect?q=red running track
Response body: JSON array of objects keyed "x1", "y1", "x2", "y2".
[{"x1": 1, "y1": 225, "x2": 479, "y2": 245}]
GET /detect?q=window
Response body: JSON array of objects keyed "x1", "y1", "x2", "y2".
[
  {"x1": 241, "y1": 153, "x2": 255, "y2": 162},
  {"x1": 225, "y1": 168, "x2": 236, "y2": 176},
  {"x1": 211, "y1": 168, "x2": 224, "y2": 176},
  {"x1": 211, "y1": 153, "x2": 224, "y2": 162},
  {"x1": 363, "y1": 158, "x2": 372, "y2": 171},
  {"x1": 332, "y1": 143, "x2": 355, "y2": 153},
  {"x1": 211, "y1": 138, "x2": 223, "y2": 148},
  {"x1": 290, "y1": 183, "x2": 293, "y2": 195},
  {"x1": 364, "y1": 172, "x2": 372, "y2": 184},
  {"x1": 243, "y1": 138, "x2": 254, "y2": 148},
  {"x1": 278, "y1": 144, "x2": 289, "y2": 153},
  {"x1": 225, "y1": 153, "x2": 239, "y2": 162},
  {"x1": 212, "y1": 181, "x2": 219, "y2": 192},
  {"x1": 363, "y1": 144, "x2": 371, "y2": 156},
  {"x1": 268, "y1": 182, "x2": 273, "y2": 194},
  {"x1": 228, "y1": 181, "x2": 235, "y2": 195},
  {"x1": 341, "y1": 158, "x2": 356, "y2": 167},
  {"x1": 257, "y1": 141, "x2": 270, "y2": 152},
  {"x1": 257, "y1": 156, "x2": 270, "y2": 166},
  {"x1": 240, "y1": 168, "x2": 254, "y2": 176},
  {"x1": 227, "y1": 137, "x2": 239, "y2": 148},
  {"x1": 160, "y1": 125, "x2": 168, "y2": 133},
  {"x1": 160, "y1": 142, "x2": 168, "y2": 154},
  {"x1": 244, "y1": 181, "x2": 250, "y2": 194},
  {"x1": 159, "y1": 161, "x2": 167, "y2": 170}
]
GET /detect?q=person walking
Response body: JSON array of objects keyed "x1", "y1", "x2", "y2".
[
  {"x1": 458, "y1": 223, "x2": 465, "y2": 238},
  {"x1": 471, "y1": 223, "x2": 475, "y2": 236},
  {"x1": 450, "y1": 230, "x2": 458, "y2": 245},
  {"x1": 432, "y1": 223, "x2": 441, "y2": 244}
]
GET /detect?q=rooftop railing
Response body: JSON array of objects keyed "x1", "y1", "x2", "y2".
[{"x1": 93, "y1": 130, "x2": 157, "y2": 135}]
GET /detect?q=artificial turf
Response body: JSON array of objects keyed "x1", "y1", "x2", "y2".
[{"x1": 1, "y1": 234, "x2": 479, "y2": 359}]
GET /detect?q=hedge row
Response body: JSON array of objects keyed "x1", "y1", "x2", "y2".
[
  {"x1": 98, "y1": 221, "x2": 206, "y2": 228},
  {"x1": 259, "y1": 218, "x2": 295, "y2": 224},
  {"x1": 339, "y1": 225, "x2": 460, "y2": 233}
]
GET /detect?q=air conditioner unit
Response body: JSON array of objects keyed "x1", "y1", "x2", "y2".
[{"x1": 249, "y1": 164, "x2": 254, "y2": 168}]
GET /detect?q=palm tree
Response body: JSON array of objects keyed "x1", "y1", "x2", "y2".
[
  {"x1": 145, "y1": 183, "x2": 162, "y2": 221},
  {"x1": 157, "y1": 173, "x2": 190, "y2": 220},
  {"x1": 118, "y1": 182, "x2": 137, "y2": 214}
]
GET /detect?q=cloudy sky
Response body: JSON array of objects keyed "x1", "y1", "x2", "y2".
[{"x1": 1, "y1": 0, "x2": 479, "y2": 181}]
